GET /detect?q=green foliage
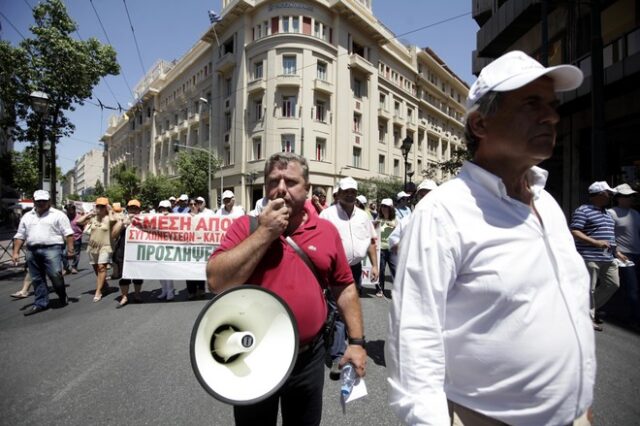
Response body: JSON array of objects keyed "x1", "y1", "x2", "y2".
[
  {"x1": 104, "y1": 184, "x2": 125, "y2": 205},
  {"x1": 359, "y1": 176, "x2": 404, "y2": 204},
  {"x1": 174, "y1": 150, "x2": 221, "y2": 200},
  {"x1": 93, "y1": 179, "x2": 105, "y2": 196},
  {"x1": 437, "y1": 146, "x2": 471, "y2": 177},
  {"x1": 111, "y1": 164, "x2": 140, "y2": 201},
  {"x1": 66, "y1": 193, "x2": 80, "y2": 201},
  {"x1": 1, "y1": 149, "x2": 40, "y2": 197},
  {"x1": 0, "y1": 0, "x2": 119, "y2": 197},
  {"x1": 139, "y1": 175, "x2": 178, "y2": 209}
]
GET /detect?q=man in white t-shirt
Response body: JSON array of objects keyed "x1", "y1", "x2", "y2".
[{"x1": 216, "y1": 190, "x2": 245, "y2": 218}]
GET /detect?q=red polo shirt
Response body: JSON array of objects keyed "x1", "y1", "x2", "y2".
[{"x1": 211, "y1": 210, "x2": 353, "y2": 344}]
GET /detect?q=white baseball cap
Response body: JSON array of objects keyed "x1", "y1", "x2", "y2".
[
  {"x1": 169, "y1": 196, "x2": 176, "y2": 201},
  {"x1": 614, "y1": 183, "x2": 637, "y2": 195},
  {"x1": 33, "y1": 190, "x2": 50, "y2": 201},
  {"x1": 588, "y1": 181, "x2": 616, "y2": 194},
  {"x1": 397, "y1": 191, "x2": 410, "y2": 199},
  {"x1": 467, "y1": 50, "x2": 584, "y2": 109},
  {"x1": 196, "y1": 196, "x2": 206, "y2": 203},
  {"x1": 356, "y1": 195, "x2": 367, "y2": 205},
  {"x1": 380, "y1": 198, "x2": 394, "y2": 207},
  {"x1": 222, "y1": 190, "x2": 235, "y2": 200},
  {"x1": 178, "y1": 194, "x2": 189, "y2": 201},
  {"x1": 158, "y1": 200, "x2": 171, "y2": 208},
  {"x1": 339, "y1": 177, "x2": 358, "y2": 191},
  {"x1": 417, "y1": 179, "x2": 438, "y2": 192}
]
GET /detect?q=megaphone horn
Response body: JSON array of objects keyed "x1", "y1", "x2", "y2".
[{"x1": 190, "y1": 285, "x2": 299, "y2": 405}]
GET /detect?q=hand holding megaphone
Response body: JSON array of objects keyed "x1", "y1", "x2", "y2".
[{"x1": 259, "y1": 198, "x2": 289, "y2": 240}]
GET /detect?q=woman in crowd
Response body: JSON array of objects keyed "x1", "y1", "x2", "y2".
[
  {"x1": 375, "y1": 198, "x2": 397, "y2": 298},
  {"x1": 112, "y1": 199, "x2": 144, "y2": 308},
  {"x1": 156, "y1": 200, "x2": 175, "y2": 301},
  {"x1": 78, "y1": 197, "x2": 117, "y2": 302},
  {"x1": 63, "y1": 204, "x2": 84, "y2": 274}
]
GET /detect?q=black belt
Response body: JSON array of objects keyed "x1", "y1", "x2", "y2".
[
  {"x1": 298, "y1": 330, "x2": 324, "y2": 354},
  {"x1": 27, "y1": 244, "x2": 63, "y2": 250}
]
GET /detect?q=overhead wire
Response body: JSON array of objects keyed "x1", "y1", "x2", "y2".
[
  {"x1": 0, "y1": 11, "x2": 28, "y2": 40},
  {"x1": 122, "y1": 0, "x2": 146, "y2": 76}
]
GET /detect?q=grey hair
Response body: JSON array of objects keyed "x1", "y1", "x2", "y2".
[
  {"x1": 464, "y1": 91, "x2": 503, "y2": 156},
  {"x1": 264, "y1": 152, "x2": 310, "y2": 183}
]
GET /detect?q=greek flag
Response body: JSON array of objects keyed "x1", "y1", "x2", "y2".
[{"x1": 208, "y1": 10, "x2": 221, "y2": 24}]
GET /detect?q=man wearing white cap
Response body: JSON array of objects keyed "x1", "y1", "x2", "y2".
[
  {"x1": 195, "y1": 196, "x2": 214, "y2": 216},
  {"x1": 388, "y1": 51, "x2": 595, "y2": 425},
  {"x1": 173, "y1": 194, "x2": 190, "y2": 214},
  {"x1": 388, "y1": 179, "x2": 438, "y2": 254},
  {"x1": 570, "y1": 181, "x2": 625, "y2": 331},
  {"x1": 608, "y1": 183, "x2": 640, "y2": 327},
  {"x1": 216, "y1": 190, "x2": 245, "y2": 218},
  {"x1": 12, "y1": 190, "x2": 75, "y2": 315},
  {"x1": 395, "y1": 191, "x2": 412, "y2": 220}
]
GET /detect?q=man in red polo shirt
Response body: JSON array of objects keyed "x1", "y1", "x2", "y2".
[{"x1": 207, "y1": 152, "x2": 367, "y2": 426}]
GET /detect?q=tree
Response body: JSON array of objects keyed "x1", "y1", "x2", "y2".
[
  {"x1": 111, "y1": 164, "x2": 140, "y2": 201},
  {"x1": 0, "y1": 149, "x2": 40, "y2": 198},
  {"x1": 93, "y1": 179, "x2": 105, "y2": 196},
  {"x1": 174, "y1": 150, "x2": 221, "y2": 201},
  {"x1": 437, "y1": 146, "x2": 471, "y2": 177},
  {"x1": 0, "y1": 0, "x2": 119, "y2": 203},
  {"x1": 104, "y1": 184, "x2": 125, "y2": 205},
  {"x1": 139, "y1": 175, "x2": 178, "y2": 209},
  {"x1": 359, "y1": 176, "x2": 404, "y2": 204}
]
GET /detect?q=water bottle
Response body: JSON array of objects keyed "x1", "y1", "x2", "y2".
[{"x1": 340, "y1": 362, "x2": 357, "y2": 399}]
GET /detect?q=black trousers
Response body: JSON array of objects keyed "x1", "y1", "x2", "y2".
[
  {"x1": 186, "y1": 280, "x2": 205, "y2": 294},
  {"x1": 233, "y1": 337, "x2": 326, "y2": 426},
  {"x1": 350, "y1": 262, "x2": 362, "y2": 293}
]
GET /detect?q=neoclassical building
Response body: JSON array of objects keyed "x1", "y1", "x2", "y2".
[{"x1": 102, "y1": 0, "x2": 468, "y2": 209}]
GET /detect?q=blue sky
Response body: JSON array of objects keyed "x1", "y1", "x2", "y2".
[{"x1": 1, "y1": 0, "x2": 477, "y2": 174}]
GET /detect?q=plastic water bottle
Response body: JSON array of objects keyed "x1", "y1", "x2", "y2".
[{"x1": 340, "y1": 362, "x2": 357, "y2": 399}]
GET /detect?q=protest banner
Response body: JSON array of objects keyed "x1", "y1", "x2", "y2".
[{"x1": 122, "y1": 213, "x2": 236, "y2": 280}]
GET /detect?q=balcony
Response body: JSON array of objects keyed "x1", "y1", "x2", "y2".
[
  {"x1": 349, "y1": 53, "x2": 375, "y2": 75},
  {"x1": 393, "y1": 112, "x2": 404, "y2": 125},
  {"x1": 313, "y1": 78, "x2": 334, "y2": 94},
  {"x1": 217, "y1": 53, "x2": 236, "y2": 74},
  {"x1": 472, "y1": 0, "x2": 493, "y2": 26},
  {"x1": 247, "y1": 78, "x2": 266, "y2": 94},
  {"x1": 378, "y1": 106, "x2": 391, "y2": 119},
  {"x1": 276, "y1": 73, "x2": 302, "y2": 87}
]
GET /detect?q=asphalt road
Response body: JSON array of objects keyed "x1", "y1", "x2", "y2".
[{"x1": 0, "y1": 258, "x2": 638, "y2": 425}]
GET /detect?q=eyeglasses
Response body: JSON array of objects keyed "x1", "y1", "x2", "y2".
[{"x1": 189, "y1": 203, "x2": 196, "y2": 206}]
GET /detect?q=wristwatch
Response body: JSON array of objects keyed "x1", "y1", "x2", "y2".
[{"x1": 348, "y1": 337, "x2": 366, "y2": 347}]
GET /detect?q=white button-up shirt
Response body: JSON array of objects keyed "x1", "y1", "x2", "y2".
[
  {"x1": 387, "y1": 161, "x2": 595, "y2": 426},
  {"x1": 215, "y1": 205, "x2": 245, "y2": 218},
  {"x1": 14, "y1": 207, "x2": 73, "y2": 246},
  {"x1": 320, "y1": 203, "x2": 375, "y2": 265}
]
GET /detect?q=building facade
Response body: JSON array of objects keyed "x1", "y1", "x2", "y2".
[
  {"x1": 103, "y1": 0, "x2": 468, "y2": 209},
  {"x1": 472, "y1": 0, "x2": 640, "y2": 212},
  {"x1": 74, "y1": 148, "x2": 104, "y2": 196}
]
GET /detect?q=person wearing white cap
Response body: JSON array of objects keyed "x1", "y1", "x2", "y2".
[
  {"x1": 608, "y1": 183, "x2": 640, "y2": 327},
  {"x1": 168, "y1": 196, "x2": 177, "y2": 209},
  {"x1": 395, "y1": 191, "x2": 412, "y2": 220},
  {"x1": 388, "y1": 179, "x2": 438, "y2": 254},
  {"x1": 215, "y1": 190, "x2": 245, "y2": 218},
  {"x1": 375, "y1": 198, "x2": 397, "y2": 298},
  {"x1": 570, "y1": 181, "x2": 624, "y2": 332},
  {"x1": 195, "y1": 196, "x2": 214, "y2": 216},
  {"x1": 173, "y1": 194, "x2": 190, "y2": 214},
  {"x1": 155, "y1": 200, "x2": 175, "y2": 301},
  {"x1": 12, "y1": 190, "x2": 75, "y2": 315},
  {"x1": 388, "y1": 51, "x2": 595, "y2": 426},
  {"x1": 320, "y1": 176, "x2": 378, "y2": 379}
]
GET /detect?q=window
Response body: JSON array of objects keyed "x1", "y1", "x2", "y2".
[
  {"x1": 379, "y1": 93, "x2": 386, "y2": 110},
  {"x1": 316, "y1": 61, "x2": 327, "y2": 80},
  {"x1": 252, "y1": 137, "x2": 262, "y2": 160},
  {"x1": 352, "y1": 147, "x2": 362, "y2": 168},
  {"x1": 254, "y1": 99, "x2": 263, "y2": 121},
  {"x1": 353, "y1": 79, "x2": 362, "y2": 98},
  {"x1": 394, "y1": 101, "x2": 401, "y2": 116},
  {"x1": 282, "y1": 96, "x2": 296, "y2": 118},
  {"x1": 393, "y1": 159, "x2": 400, "y2": 176},
  {"x1": 291, "y1": 17, "x2": 299, "y2": 32},
  {"x1": 428, "y1": 137, "x2": 438, "y2": 156},
  {"x1": 315, "y1": 138, "x2": 326, "y2": 161},
  {"x1": 417, "y1": 159, "x2": 422, "y2": 174},
  {"x1": 378, "y1": 123, "x2": 386, "y2": 144},
  {"x1": 282, "y1": 16, "x2": 290, "y2": 32},
  {"x1": 407, "y1": 108, "x2": 414, "y2": 123},
  {"x1": 254, "y1": 61, "x2": 263, "y2": 79},
  {"x1": 314, "y1": 21, "x2": 321, "y2": 38},
  {"x1": 222, "y1": 37, "x2": 234, "y2": 56},
  {"x1": 378, "y1": 155, "x2": 385, "y2": 174},
  {"x1": 225, "y1": 112, "x2": 232, "y2": 131},
  {"x1": 224, "y1": 147, "x2": 231, "y2": 166},
  {"x1": 281, "y1": 134, "x2": 295, "y2": 153},
  {"x1": 225, "y1": 77, "x2": 232, "y2": 97},
  {"x1": 315, "y1": 100, "x2": 326, "y2": 122},
  {"x1": 283, "y1": 55, "x2": 296, "y2": 75},
  {"x1": 353, "y1": 113, "x2": 361, "y2": 133}
]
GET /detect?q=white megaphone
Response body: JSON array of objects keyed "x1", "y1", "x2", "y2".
[{"x1": 190, "y1": 285, "x2": 299, "y2": 405}]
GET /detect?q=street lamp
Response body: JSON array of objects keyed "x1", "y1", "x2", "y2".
[
  {"x1": 400, "y1": 136, "x2": 413, "y2": 191},
  {"x1": 30, "y1": 91, "x2": 51, "y2": 192},
  {"x1": 198, "y1": 97, "x2": 218, "y2": 207}
]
